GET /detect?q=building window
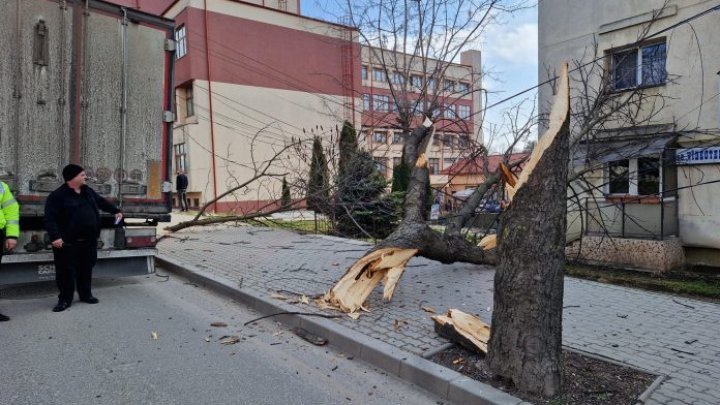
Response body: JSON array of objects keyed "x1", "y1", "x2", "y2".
[
  {"x1": 608, "y1": 160, "x2": 630, "y2": 194},
  {"x1": 392, "y1": 72, "x2": 405, "y2": 85},
  {"x1": 429, "y1": 105, "x2": 442, "y2": 119},
  {"x1": 373, "y1": 131, "x2": 387, "y2": 144},
  {"x1": 611, "y1": 41, "x2": 667, "y2": 90},
  {"x1": 373, "y1": 157, "x2": 389, "y2": 176},
  {"x1": 278, "y1": 0, "x2": 288, "y2": 11},
  {"x1": 457, "y1": 81, "x2": 469, "y2": 93},
  {"x1": 429, "y1": 158, "x2": 439, "y2": 174},
  {"x1": 427, "y1": 78, "x2": 437, "y2": 90},
  {"x1": 458, "y1": 135, "x2": 469, "y2": 148},
  {"x1": 445, "y1": 104, "x2": 457, "y2": 119},
  {"x1": 443, "y1": 80, "x2": 455, "y2": 92},
  {"x1": 410, "y1": 75, "x2": 423, "y2": 88},
  {"x1": 443, "y1": 135, "x2": 454, "y2": 149},
  {"x1": 373, "y1": 95, "x2": 390, "y2": 112},
  {"x1": 373, "y1": 68, "x2": 385, "y2": 82},
  {"x1": 174, "y1": 143, "x2": 187, "y2": 173},
  {"x1": 361, "y1": 65, "x2": 368, "y2": 81},
  {"x1": 607, "y1": 157, "x2": 660, "y2": 195},
  {"x1": 175, "y1": 26, "x2": 187, "y2": 59},
  {"x1": 184, "y1": 86, "x2": 194, "y2": 117},
  {"x1": 638, "y1": 157, "x2": 660, "y2": 195},
  {"x1": 392, "y1": 132, "x2": 403, "y2": 144},
  {"x1": 412, "y1": 101, "x2": 423, "y2": 116},
  {"x1": 363, "y1": 94, "x2": 371, "y2": 111},
  {"x1": 457, "y1": 105, "x2": 471, "y2": 119},
  {"x1": 444, "y1": 158, "x2": 456, "y2": 169}
]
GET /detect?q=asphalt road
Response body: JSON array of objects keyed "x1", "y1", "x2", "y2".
[{"x1": 0, "y1": 271, "x2": 444, "y2": 405}]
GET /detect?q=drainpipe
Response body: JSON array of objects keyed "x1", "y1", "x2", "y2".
[
  {"x1": 58, "y1": 1, "x2": 67, "y2": 169},
  {"x1": 350, "y1": 32, "x2": 357, "y2": 127},
  {"x1": 13, "y1": 0, "x2": 22, "y2": 182},
  {"x1": 79, "y1": 0, "x2": 90, "y2": 163},
  {"x1": 204, "y1": 0, "x2": 219, "y2": 211},
  {"x1": 119, "y1": 7, "x2": 129, "y2": 209}
]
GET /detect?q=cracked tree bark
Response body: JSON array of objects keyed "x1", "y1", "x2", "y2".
[{"x1": 486, "y1": 62, "x2": 570, "y2": 397}]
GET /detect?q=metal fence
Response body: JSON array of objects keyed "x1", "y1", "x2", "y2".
[{"x1": 584, "y1": 197, "x2": 678, "y2": 240}]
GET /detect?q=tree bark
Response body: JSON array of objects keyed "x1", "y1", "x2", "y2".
[
  {"x1": 486, "y1": 63, "x2": 570, "y2": 397},
  {"x1": 375, "y1": 222, "x2": 496, "y2": 265}
]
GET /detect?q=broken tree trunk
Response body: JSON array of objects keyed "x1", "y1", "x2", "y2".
[
  {"x1": 322, "y1": 247, "x2": 418, "y2": 313},
  {"x1": 322, "y1": 123, "x2": 496, "y2": 313},
  {"x1": 486, "y1": 62, "x2": 570, "y2": 397},
  {"x1": 432, "y1": 309, "x2": 491, "y2": 354}
]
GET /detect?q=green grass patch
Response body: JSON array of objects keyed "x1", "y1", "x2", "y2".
[{"x1": 566, "y1": 264, "x2": 720, "y2": 301}]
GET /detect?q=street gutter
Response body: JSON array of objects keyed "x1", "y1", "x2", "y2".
[{"x1": 157, "y1": 253, "x2": 527, "y2": 405}]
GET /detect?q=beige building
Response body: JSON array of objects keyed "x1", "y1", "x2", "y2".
[
  {"x1": 539, "y1": 0, "x2": 720, "y2": 268},
  {"x1": 161, "y1": 0, "x2": 483, "y2": 214},
  {"x1": 165, "y1": 0, "x2": 359, "y2": 212},
  {"x1": 359, "y1": 46, "x2": 483, "y2": 200}
]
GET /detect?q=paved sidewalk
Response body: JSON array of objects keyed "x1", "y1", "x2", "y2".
[{"x1": 158, "y1": 224, "x2": 720, "y2": 405}]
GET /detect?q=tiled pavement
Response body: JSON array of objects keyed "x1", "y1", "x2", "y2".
[{"x1": 158, "y1": 224, "x2": 720, "y2": 405}]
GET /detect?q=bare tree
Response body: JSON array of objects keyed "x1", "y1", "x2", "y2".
[{"x1": 319, "y1": 0, "x2": 530, "y2": 260}]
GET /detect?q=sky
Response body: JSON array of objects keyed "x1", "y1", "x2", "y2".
[{"x1": 301, "y1": 1, "x2": 539, "y2": 153}]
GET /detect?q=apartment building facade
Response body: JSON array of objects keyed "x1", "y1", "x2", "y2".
[
  {"x1": 163, "y1": 0, "x2": 359, "y2": 212},
  {"x1": 539, "y1": 0, "x2": 720, "y2": 267},
  {"x1": 107, "y1": 0, "x2": 482, "y2": 214},
  {"x1": 359, "y1": 46, "x2": 482, "y2": 206}
]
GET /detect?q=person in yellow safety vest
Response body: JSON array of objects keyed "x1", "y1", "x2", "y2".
[{"x1": 0, "y1": 181, "x2": 20, "y2": 322}]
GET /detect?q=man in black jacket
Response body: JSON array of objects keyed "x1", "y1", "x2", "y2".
[
  {"x1": 176, "y1": 170, "x2": 189, "y2": 211},
  {"x1": 44, "y1": 164, "x2": 123, "y2": 312}
]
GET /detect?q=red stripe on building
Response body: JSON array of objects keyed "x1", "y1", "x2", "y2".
[{"x1": 174, "y1": 7, "x2": 358, "y2": 97}]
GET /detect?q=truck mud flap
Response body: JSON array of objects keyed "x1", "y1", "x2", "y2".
[{"x1": 0, "y1": 249, "x2": 156, "y2": 286}]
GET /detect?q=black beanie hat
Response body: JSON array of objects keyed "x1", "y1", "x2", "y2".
[{"x1": 62, "y1": 164, "x2": 84, "y2": 182}]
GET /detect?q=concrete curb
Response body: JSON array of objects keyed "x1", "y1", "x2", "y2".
[
  {"x1": 635, "y1": 375, "x2": 666, "y2": 405},
  {"x1": 157, "y1": 254, "x2": 525, "y2": 405}
]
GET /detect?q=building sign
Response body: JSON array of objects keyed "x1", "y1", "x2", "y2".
[{"x1": 675, "y1": 147, "x2": 720, "y2": 165}]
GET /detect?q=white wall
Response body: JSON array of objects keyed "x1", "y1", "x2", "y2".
[{"x1": 539, "y1": 0, "x2": 720, "y2": 249}]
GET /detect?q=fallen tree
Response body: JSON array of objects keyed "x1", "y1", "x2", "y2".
[
  {"x1": 321, "y1": 118, "x2": 502, "y2": 312},
  {"x1": 323, "y1": 62, "x2": 571, "y2": 397}
]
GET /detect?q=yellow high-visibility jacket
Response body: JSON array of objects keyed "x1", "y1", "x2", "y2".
[{"x1": 0, "y1": 181, "x2": 19, "y2": 239}]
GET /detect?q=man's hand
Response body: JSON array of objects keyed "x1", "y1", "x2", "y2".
[
  {"x1": 51, "y1": 238, "x2": 64, "y2": 249},
  {"x1": 114, "y1": 212, "x2": 124, "y2": 224},
  {"x1": 5, "y1": 238, "x2": 16, "y2": 251}
]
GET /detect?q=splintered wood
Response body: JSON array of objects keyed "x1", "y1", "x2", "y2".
[
  {"x1": 432, "y1": 309, "x2": 491, "y2": 354},
  {"x1": 322, "y1": 248, "x2": 419, "y2": 313},
  {"x1": 478, "y1": 234, "x2": 497, "y2": 250},
  {"x1": 506, "y1": 64, "x2": 570, "y2": 202},
  {"x1": 479, "y1": 63, "x2": 571, "y2": 252}
]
